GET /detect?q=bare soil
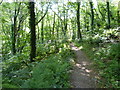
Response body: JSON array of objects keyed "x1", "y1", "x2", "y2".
[{"x1": 70, "y1": 43, "x2": 98, "y2": 88}]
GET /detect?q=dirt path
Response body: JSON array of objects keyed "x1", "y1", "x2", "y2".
[{"x1": 70, "y1": 43, "x2": 98, "y2": 88}]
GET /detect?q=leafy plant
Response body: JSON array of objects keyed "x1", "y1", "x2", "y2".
[
  {"x1": 22, "y1": 49, "x2": 72, "y2": 88},
  {"x1": 2, "y1": 83, "x2": 19, "y2": 88}
]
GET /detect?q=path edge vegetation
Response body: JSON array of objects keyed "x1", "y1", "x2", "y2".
[{"x1": 74, "y1": 41, "x2": 119, "y2": 88}]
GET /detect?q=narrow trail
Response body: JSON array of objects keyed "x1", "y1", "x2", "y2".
[{"x1": 70, "y1": 43, "x2": 98, "y2": 88}]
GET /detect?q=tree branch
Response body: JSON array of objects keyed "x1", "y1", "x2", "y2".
[
  {"x1": 35, "y1": 4, "x2": 49, "y2": 25},
  {"x1": 50, "y1": 8, "x2": 63, "y2": 22},
  {"x1": 16, "y1": 3, "x2": 21, "y2": 16}
]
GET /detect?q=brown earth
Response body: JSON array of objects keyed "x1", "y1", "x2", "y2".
[{"x1": 70, "y1": 43, "x2": 98, "y2": 88}]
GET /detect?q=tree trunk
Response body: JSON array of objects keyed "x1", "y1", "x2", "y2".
[
  {"x1": 63, "y1": 4, "x2": 67, "y2": 36},
  {"x1": 37, "y1": 25, "x2": 40, "y2": 40},
  {"x1": 11, "y1": 24, "x2": 16, "y2": 55},
  {"x1": 41, "y1": 5, "x2": 44, "y2": 43},
  {"x1": 57, "y1": 18, "x2": 59, "y2": 40},
  {"x1": 89, "y1": 1, "x2": 94, "y2": 32},
  {"x1": 49, "y1": 21, "x2": 51, "y2": 39},
  {"x1": 118, "y1": 1, "x2": 120, "y2": 27},
  {"x1": 85, "y1": 2, "x2": 89, "y2": 31},
  {"x1": 107, "y1": 1, "x2": 110, "y2": 29},
  {"x1": 57, "y1": 5, "x2": 59, "y2": 40},
  {"x1": 11, "y1": 3, "x2": 18, "y2": 55},
  {"x1": 64, "y1": 7, "x2": 68, "y2": 36},
  {"x1": 118, "y1": 11, "x2": 120, "y2": 27},
  {"x1": 52, "y1": 12, "x2": 56, "y2": 38},
  {"x1": 77, "y1": 2, "x2": 82, "y2": 41},
  {"x1": 71, "y1": 19, "x2": 75, "y2": 40},
  {"x1": 41, "y1": 18, "x2": 44, "y2": 43},
  {"x1": 29, "y1": 1, "x2": 36, "y2": 62}
]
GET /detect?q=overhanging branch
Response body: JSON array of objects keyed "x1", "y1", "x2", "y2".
[{"x1": 35, "y1": 4, "x2": 49, "y2": 25}]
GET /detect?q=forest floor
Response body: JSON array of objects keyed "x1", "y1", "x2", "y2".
[{"x1": 70, "y1": 43, "x2": 98, "y2": 88}]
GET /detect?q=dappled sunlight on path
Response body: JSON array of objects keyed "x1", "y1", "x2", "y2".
[{"x1": 70, "y1": 43, "x2": 98, "y2": 88}]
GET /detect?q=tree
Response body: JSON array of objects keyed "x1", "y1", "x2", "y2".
[
  {"x1": 63, "y1": 4, "x2": 68, "y2": 37},
  {"x1": 89, "y1": 1, "x2": 94, "y2": 32},
  {"x1": 57, "y1": 4, "x2": 59, "y2": 39},
  {"x1": 118, "y1": 1, "x2": 120, "y2": 27},
  {"x1": 52, "y1": 12, "x2": 56, "y2": 40},
  {"x1": 41, "y1": 4, "x2": 44, "y2": 43},
  {"x1": 106, "y1": 0, "x2": 110, "y2": 29},
  {"x1": 11, "y1": 2, "x2": 21, "y2": 55},
  {"x1": 11, "y1": 24, "x2": 16, "y2": 55},
  {"x1": 77, "y1": 2, "x2": 82, "y2": 41},
  {"x1": 29, "y1": 1, "x2": 36, "y2": 62}
]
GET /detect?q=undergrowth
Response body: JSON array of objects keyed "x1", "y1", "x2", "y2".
[
  {"x1": 2, "y1": 42, "x2": 74, "y2": 88},
  {"x1": 22, "y1": 51, "x2": 72, "y2": 88}
]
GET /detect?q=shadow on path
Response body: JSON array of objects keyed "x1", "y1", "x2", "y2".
[{"x1": 70, "y1": 43, "x2": 98, "y2": 88}]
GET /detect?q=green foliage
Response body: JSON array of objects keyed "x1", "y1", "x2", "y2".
[
  {"x1": 1, "y1": 1, "x2": 119, "y2": 89},
  {"x1": 108, "y1": 43, "x2": 120, "y2": 60},
  {"x1": 22, "y1": 49, "x2": 72, "y2": 88},
  {"x1": 2, "y1": 41, "x2": 73, "y2": 88},
  {"x1": 2, "y1": 52, "x2": 31, "y2": 87},
  {"x1": 2, "y1": 83, "x2": 19, "y2": 88}
]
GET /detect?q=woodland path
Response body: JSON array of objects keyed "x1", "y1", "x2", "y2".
[{"x1": 70, "y1": 43, "x2": 98, "y2": 88}]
